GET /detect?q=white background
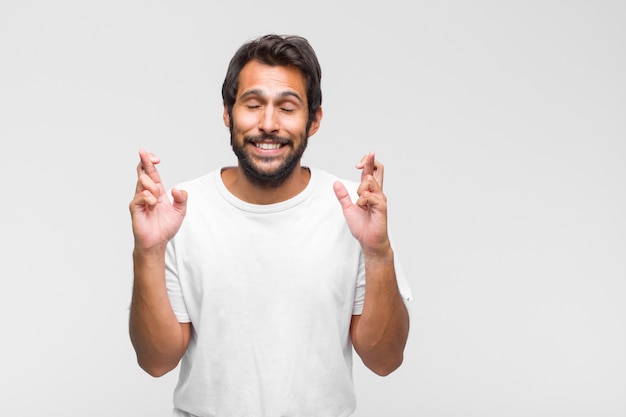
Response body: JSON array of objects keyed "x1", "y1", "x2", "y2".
[{"x1": 1, "y1": 1, "x2": 624, "y2": 416}]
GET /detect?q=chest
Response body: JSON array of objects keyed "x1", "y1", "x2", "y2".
[{"x1": 173, "y1": 201, "x2": 362, "y2": 323}]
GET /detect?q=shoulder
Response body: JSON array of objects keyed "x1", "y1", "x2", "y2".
[
  {"x1": 170, "y1": 170, "x2": 220, "y2": 194},
  {"x1": 164, "y1": 170, "x2": 223, "y2": 212},
  {"x1": 309, "y1": 167, "x2": 359, "y2": 199}
]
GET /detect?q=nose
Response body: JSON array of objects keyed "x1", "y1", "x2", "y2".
[{"x1": 258, "y1": 106, "x2": 279, "y2": 134}]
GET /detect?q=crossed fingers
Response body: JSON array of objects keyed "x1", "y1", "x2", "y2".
[
  {"x1": 356, "y1": 151, "x2": 384, "y2": 191},
  {"x1": 135, "y1": 149, "x2": 164, "y2": 207},
  {"x1": 355, "y1": 151, "x2": 386, "y2": 209}
]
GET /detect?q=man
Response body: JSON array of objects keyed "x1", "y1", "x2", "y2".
[{"x1": 129, "y1": 34, "x2": 412, "y2": 417}]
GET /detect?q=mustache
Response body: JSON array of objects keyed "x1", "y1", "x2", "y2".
[{"x1": 244, "y1": 134, "x2": 291, "y2": 145}]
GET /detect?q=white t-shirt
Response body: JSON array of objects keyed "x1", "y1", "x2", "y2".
[{"x1": 165, "y1": 167, "x2": 412, "y2": 417}]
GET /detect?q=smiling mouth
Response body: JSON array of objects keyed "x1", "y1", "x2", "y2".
[
  {"x1": 245, "y1": 134, "x2": 290, "y2": 151},
  {"x1": 255, "y1": 142, "x2": 282, "y2": 150}
]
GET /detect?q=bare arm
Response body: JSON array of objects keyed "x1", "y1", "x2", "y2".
[
  {"x1": 129, "y1": 248, "x2": 191, "y2": 377},
  {"x1": 349, "y1": 249, "x2": 409, "y2": 376},
  {"x1": 128, "y1": 150, "x2": 190, "y2": 377},
  {"x1": 334, "y1": 152, "x2": 410, "y2": 376}
]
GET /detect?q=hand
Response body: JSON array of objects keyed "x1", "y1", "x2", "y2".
[
  {"x1": 333, "y1": 152, "x2": 390, "y2": 255},
  {"x1": 129, "y1": 149, "x2": 188, "y2": 252}
]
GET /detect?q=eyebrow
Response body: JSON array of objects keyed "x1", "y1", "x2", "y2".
[{"x1": 239, "y1": 89, "x2": 304, "y2": 104}]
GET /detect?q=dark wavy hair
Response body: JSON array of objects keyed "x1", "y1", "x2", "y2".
[{"x1": 222, "y1": 34, "x2": 322, "y2": 131}]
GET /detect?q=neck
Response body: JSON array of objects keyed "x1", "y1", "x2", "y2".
[{"x1": 221, "y1": 165, "x2": 311, "y2": 204}]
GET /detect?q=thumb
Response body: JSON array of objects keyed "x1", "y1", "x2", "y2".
[
  {"x1": 333, "y1": 181, "x2": 353, "y2": 211},
  {"x1": 171, "y1": 188, "x2": 188, "y2": 213}
]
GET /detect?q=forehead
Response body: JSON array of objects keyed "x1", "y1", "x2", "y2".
[{"x1": 237, "y1": 60, "x2": 307, "y2": 100}]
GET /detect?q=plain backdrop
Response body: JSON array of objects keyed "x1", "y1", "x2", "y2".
[{"x1": 1, "y1": 1, "x2": 624, "y2": 416}]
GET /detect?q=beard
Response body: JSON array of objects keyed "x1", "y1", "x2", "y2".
[{"x1": 231, "y1": 132, "x2": 309, "y2": 188}]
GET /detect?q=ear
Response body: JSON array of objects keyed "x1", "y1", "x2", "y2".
[
  {"x1": 307, "y1": 107, "x2": 323, "y2": 136},
  {"x1": 223, "y1": 103, "x2": 231, "y2": 128}
]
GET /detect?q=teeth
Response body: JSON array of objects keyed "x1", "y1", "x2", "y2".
[{"x1": 256, "y1": 143, "x2": 281, "y2": 150}]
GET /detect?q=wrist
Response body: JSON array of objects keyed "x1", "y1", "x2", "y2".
[
  {"x1": 363, "y1": 245, "x2": 394, "y2": 269},
  {"x1": 133, "y1": 245, "x2": 167, "y2": 262}
]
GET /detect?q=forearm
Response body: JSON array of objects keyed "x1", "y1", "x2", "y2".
[
  {"x1": 352, "y1": 247, "x2": 409, "y2": 376},
  {"x1": 129, "y1": 248, "x2": 188, "y2": 377}
]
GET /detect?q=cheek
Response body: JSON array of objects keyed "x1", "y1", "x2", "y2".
[
  {"x1": 232, "y1": 110, "x2": 258, "y2": 132},
  {"x1": 282, "y1": 115, "x2": 309, "y2": 134}
]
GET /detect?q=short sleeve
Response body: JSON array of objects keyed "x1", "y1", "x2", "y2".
[
  {"x1": 165, "y1": 240, "x2": 191, "y2": 323},
  {"x1": 352, "y1": 252, "x2": 367, "y2": 315},
  {"x1": 351, "y1": 248, "x2": 413, "y2": 316}
]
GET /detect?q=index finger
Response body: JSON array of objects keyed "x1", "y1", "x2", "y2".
[
  {"x1": 137, "y1": 149, "x2": 162, "y2": 183},
  {"x1": 357, "y1": 151, "x2": 384, "y2": 190}
]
